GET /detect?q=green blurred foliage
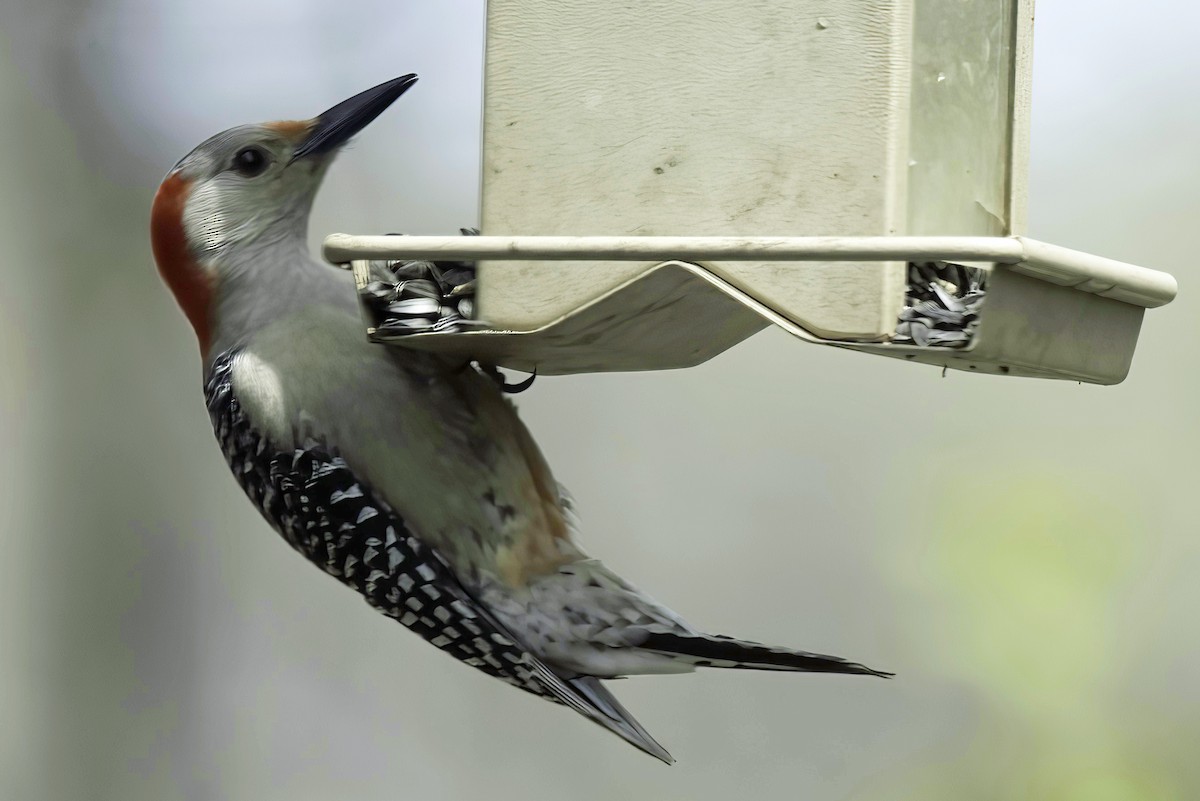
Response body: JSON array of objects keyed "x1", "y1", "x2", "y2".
[
  {"x1": 870, "y1": 468, "x2": 1192, "y2": 801},
  {"x1": 3, "y1": 1, "x2": 1199, "y2": 799}
]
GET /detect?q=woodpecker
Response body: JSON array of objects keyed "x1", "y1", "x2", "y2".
[{"x1": 151, "y1": 75, "x2": 890, "y2": 764}]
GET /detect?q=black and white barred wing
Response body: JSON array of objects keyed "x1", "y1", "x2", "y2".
[{"x1": 204, "y1": 350, "x2": 673, "y2": 763}]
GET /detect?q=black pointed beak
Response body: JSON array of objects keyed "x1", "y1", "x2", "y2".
[{"x1": 291, "y1": 74, "x2": 418, "y2": 162}]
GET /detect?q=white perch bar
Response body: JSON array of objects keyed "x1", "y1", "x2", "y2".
[
  {"x1": 324, "y1": 234, "x2": 1177, "y2": 310},
  {"x1": 325, "y1": 234, "x2": 1023, "y2": 262}
]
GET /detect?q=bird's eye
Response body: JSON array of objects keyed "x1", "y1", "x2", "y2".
[{"x1": 232, "y1": 147, "x2": 270, "y2": 177}]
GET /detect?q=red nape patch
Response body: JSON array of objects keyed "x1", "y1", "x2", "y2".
[
  {"x1": 151, "y1": 172, "x2": 214, "y2": 358},
  {"x1": 266, "y1": 119, "x2": 314, "y2": 141}
]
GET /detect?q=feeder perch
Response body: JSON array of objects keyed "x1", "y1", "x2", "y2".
[{"x1": 324, "y1": 0, "x2": 1177, "y2": 385}]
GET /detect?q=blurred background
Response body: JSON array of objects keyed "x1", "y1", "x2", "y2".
[{"x1": 2, "y1": 1, "x2": 1197, "y2": 798}]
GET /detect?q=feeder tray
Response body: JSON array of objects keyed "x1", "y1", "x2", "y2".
[
  {"x1": 324, "y1": 0, "x2": 1178, "y2": 384},
  {"x1": 326, "y1": 234, "x2": 1176, "y2": 384}
]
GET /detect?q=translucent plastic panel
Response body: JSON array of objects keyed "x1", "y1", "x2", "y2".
[{"x1": 908, "y1": 0, "x2": 1018, "y2": 236}]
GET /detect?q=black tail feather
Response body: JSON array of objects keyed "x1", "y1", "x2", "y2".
[
  {"x1": 568, "y1": 676, "x2": 674, "y2": 764},
  {"x1": 639, "y1": 632, "x2": 893, "y2": 678}
]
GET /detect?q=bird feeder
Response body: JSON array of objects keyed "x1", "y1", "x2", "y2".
[{"x1": 324, "y1": 0, "x2": 1177, "y2": 385}]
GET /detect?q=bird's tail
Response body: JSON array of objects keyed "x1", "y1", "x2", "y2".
[
  {"x1": 637, "y1": 631, "x2": 893, "y2": 678},
  {"x1": 567, "y1": 675, "x2": 674, "y2": 765}
]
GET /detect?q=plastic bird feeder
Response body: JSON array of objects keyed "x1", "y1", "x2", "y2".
[{"x1": 324, "y1": 0, "x2": 1177, "y2": 384}]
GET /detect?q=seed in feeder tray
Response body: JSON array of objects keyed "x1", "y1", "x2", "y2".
[
  {"x1": 403, "y1": 280, "x2": 446, "y2": 301},
  {"x1": 910, "y1": 320, "x2": 930, "y2": 346},
  {"x1": 890, "y1": 260, "x2": 987, "y2": 349},
  {"x1": 359, "y1": 229, "x2": 482, "y2": 337},
  {"x1": 376, "y1": 317, "x2": 437, "y2": 334},
  {"x1": 363, "y1": 280, "x2": 397, "y2": 301},
  {"x1": 910, "y1": 300, "x2": 966, "y2": 326},
  {"x1": 925, "y1": 329, "x2": 970, "y2": 345},
  {"x1": 929, "y1": 282, "x2": 966, "y2": 313},
  {"x1": 385, "y1": 297, "x2": 443, "y2": 319}
]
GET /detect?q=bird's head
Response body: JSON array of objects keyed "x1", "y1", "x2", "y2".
[{"x1": 150, "y1": 74, "x2": 418, "y2": 354}]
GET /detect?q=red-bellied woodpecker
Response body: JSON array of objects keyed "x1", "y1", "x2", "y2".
[{"x1": 150, "y1": 75, "x2": 890, "y2": 764}]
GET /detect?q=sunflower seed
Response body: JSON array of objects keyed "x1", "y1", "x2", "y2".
[
  {"x1": 891, "y1": 260, "x2": 987, "y2": 349},
  {"x1": 384, "y1": 298, "x2": 443, "y2": 318},
  {"x1": 359, "y1": 229, "x2": 482, "y2": 339}
]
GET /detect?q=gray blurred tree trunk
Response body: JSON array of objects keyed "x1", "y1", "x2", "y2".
[{"x1": 1, "y1": 4, "x2": 209, "y2": 798}]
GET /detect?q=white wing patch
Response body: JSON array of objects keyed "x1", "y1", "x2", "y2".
[{"x1": 229, "y1": 351, "x2": 291, "y2": 445}]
